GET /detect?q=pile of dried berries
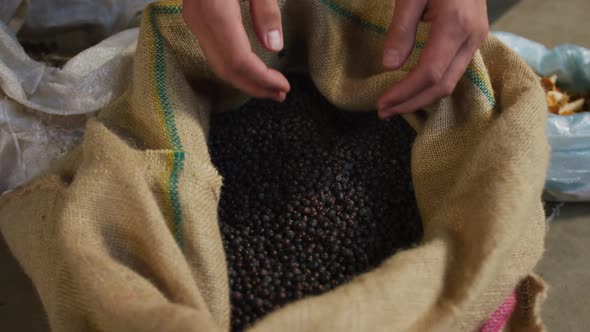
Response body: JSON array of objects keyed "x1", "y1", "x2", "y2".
[{"x1": 209, "y1": 75, "x2": 423, "y2": 331}]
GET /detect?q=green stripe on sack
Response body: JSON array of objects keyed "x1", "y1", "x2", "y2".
[
  {"x1": 168, "y1": 151, "x2": 186, "y2": 247},
  {"x1": 319, "y1": 0, "x2": 387, "y2": 34},
  {"x1": 154, "y1": 48, "x2": 182, "y2": 149},
  {"x1": 150, "y1": 5, "x2": 185, "y2": 247},
  {"x1": 466, "y1": 67, "x2": 496, "y2": 106},
  {"x1": 319, "y1": 0, "x2": 424, "y2": 50},
  {"x1": 152, "y1": 5, "x2": 183, "y2": 15},
  {"x1": 150, "y1": 5, "x2": 183, "y2": 151}
]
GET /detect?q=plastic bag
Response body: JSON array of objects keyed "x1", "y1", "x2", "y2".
[
  {"x1": 0, "y1": 1, "x2": 152, "y2": 193},
  {"x1": 494, "y1": 31, "x2": 590, "y2": 201},
  {"x1": 2, "y1": 0, "x2": 151, "y2": 37}
]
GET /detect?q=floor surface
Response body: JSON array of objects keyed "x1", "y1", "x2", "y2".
[{"x1": 491, "y1": 0, "x2": 590, "y2": 330}]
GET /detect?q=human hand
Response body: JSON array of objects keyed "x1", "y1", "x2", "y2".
[
  {"x1": 377, "y1": 0, "x2": 489, "y2": 118},
  {"x1": 182, "y1": 0, "x2": 290, "y2": 102}
]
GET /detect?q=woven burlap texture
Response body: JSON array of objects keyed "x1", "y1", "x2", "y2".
[{"x1": 0, "y1": 1, "x2": 549, "y2": 331}]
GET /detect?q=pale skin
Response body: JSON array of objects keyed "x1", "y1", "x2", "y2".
[{"x1": 182, "y1": 0, "x2": 489, "y2": 118}]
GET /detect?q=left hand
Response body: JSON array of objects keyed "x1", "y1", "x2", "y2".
[{"x1": 377, "y1": 0, "x2": 489, "y2": 118}]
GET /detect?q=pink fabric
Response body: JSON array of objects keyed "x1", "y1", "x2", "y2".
[{"x1": 479, "y1": 291, "x2": 518, "y2": 332}]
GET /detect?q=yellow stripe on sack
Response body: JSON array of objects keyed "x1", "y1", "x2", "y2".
[{"x1": 159, "y1": 152, "x2": 176, "y2": 231}]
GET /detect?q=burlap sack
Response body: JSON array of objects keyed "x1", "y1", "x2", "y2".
[{"x1": 0, "y1": 0, "x2": 549, "y2": 331}]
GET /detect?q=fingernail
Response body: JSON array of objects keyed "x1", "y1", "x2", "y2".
[
  {"x1": 267, "y1": 29, "x2": 283, "y2": 51},
  {"x1": 383, "y1": 49, "x2": 401, "y2": 68}
]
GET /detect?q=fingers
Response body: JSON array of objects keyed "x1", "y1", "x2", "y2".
[
  {"x1": 382, "y1": 0, "x2": 427, "y2": 70},
  {"x1": 182, "y1": 0, "x2": 289, "y2": 102},
  {"x1": 377, "y1": 2, "x2": 489, "y2": 118},
  {"x1": 378, "y1": 17, "x2": 468, "y2": 110},
  {"x1": 379, "y1": 39, "x2": 475, "y2": 116},
  {"x1": 226, "y1": 51, "x2": 290, "y2": 102},
  {"x1": 250, "y1": 0, "x2": 284, "y2": 52}
]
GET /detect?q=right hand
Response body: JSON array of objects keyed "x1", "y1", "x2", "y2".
[{"x1": 182, "y1": 0, "x2": 291, "y2": 102}]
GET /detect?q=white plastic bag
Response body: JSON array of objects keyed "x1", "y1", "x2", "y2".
[
  {"x1": 494, "y1": 32, "x2": 590, "y2": 201},
  {"x1": 0, "y1": 0, "x2": 153, "y2": 193},
  {"x1": 2, "y1": 0, "x2": 151, "y2": 36}
]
